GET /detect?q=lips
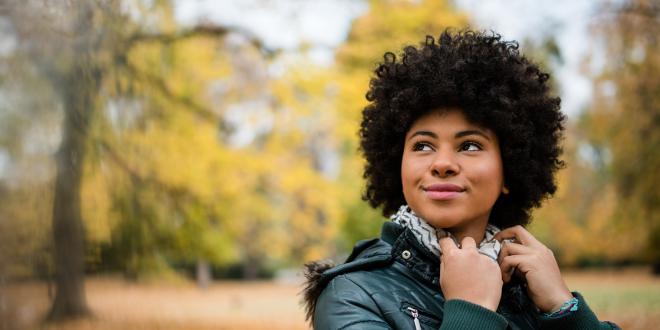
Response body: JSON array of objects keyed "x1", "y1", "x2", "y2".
[{"x1": 423, "y1": 183, "x2": 465, "y2": 200}]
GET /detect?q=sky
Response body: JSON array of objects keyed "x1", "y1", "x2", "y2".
[
  {"x1": 174, "y1": 0, "x2": 613, "y2": 118},
  {"x1": 455, "y1": 0, "x2": 609, "y2": 117},
  {"x1": 175, "y1": 0, "x2": 368, "y2": 65}
]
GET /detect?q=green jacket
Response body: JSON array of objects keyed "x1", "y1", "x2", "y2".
[{"x1": 303, "y1": 222, "x2": 619, "y2": 330}]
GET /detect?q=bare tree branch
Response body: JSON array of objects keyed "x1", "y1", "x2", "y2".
[
  {"x1": 122, "y1": 61, "x2": 218, "y2": 122},
  {"x1": 127, "y1": 24, "x2": 276, "y2": 55},
  {"x1": 97, "y1": 139, "x2": 207, "y2": 206}
]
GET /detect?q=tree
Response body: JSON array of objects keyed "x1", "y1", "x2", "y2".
[
  {"x1": 586, "y1": 0, "x2": 660, "y2": 270},
  {"x1": 2, "y1": 1, "x2": 113, "y2": 318},
  {"x1": 535, "y1": 0, "x2": 660, "y2": 268},
  {"x1": 1, "y1": 0, "x2": 266, "y2": 319}
]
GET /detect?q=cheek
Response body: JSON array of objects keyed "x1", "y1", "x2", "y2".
[
  {"x1": 401, "y1": 158, "x2": 412, "y2": 191},
  {"x1": 471, "y1": 159, "x2": 504, "y2": 194},
  {"x1": 401, "y1": 154, "x2": 426, "y2": 183},
  {"x1": 401, "y1": 153, "x2": 426, "y2": 187}
]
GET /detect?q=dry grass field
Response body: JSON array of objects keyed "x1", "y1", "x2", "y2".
[{"x1": 2, "y1": 267, "x2": 659, "y2": 330}]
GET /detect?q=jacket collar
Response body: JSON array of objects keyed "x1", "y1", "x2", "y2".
[
  {"x1": 381, "y1": 221, "x2": 404, "y2": 244},
  {"x1": 382, "y1": 221, "x2": 441, "y2": 286},
  {"x1": 381, "y1": 222, "x2": 534, "y2": 315}
]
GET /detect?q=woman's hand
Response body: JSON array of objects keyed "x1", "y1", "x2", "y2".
[
  {"x1": 439, "y1": 236, "x2": 503, "y2": 311},
  {"x1": 494, "y1": 225, "x2": 573, "y2": 313}
]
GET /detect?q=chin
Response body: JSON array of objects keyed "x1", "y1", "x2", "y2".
[
  {"x1": 416, "y1": 211, "x2": 462, "y2": 229},
  {"x1": 427, "y1": 219, "x2": 461, "y2": 230}
]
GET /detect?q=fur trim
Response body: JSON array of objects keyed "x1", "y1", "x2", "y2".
[{"x1": 301, "y1": 259, "x2": 335, "y2": 325}]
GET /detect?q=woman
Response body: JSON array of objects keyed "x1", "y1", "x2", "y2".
[{"x1": 303, "y1": 29, "x2": 619, "y2": 329}]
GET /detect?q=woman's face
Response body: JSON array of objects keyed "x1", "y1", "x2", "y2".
[{"x1": 401, "y1": 109, "x2": 504, "y2": 237}]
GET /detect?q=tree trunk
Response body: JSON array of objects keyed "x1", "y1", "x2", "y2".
[
  {"x1": 47, "y1": 50, "x2": 99, "y2": 322},
  {"x1": 196, "y1": 259, "x2": 211, "y2": 289},
  {"x1": 242, "y1": 257, "x2": 261, "y2": 280}
]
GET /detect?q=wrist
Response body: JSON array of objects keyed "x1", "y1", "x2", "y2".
[
  {"x1": 544, "y1": 291, "x2": 574, "y2": 313},
  {"x1": 542, "y1": 296, "x2": 579, "y2": 318}
]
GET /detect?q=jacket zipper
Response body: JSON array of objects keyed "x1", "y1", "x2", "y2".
[{"x1": 407, "y1": 307, "x2": 422, "y2": 330}]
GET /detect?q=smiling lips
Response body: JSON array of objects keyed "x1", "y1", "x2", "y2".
[{"x1": 423, "y1": 183, "x2": 465, "y2": 200}]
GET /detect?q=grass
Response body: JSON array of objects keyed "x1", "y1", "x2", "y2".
[
  {"x1": 562, "y1": 267, "x2": 660, "y2": 329},
  {"x1": 2, "y1": 267, "x2": 658, "y2": 329}
]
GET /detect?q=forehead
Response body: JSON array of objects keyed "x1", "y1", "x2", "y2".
[{"x1": 406, "y1": 108, "x2": 494, "y2": 136}]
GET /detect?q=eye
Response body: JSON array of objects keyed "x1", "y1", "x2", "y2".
[
  {"x1": 412, "y1": 142, "x2": 434, "y2": 152},
  {"x1": 459, "y1": 141, "x2": 482, "y2": 152}
]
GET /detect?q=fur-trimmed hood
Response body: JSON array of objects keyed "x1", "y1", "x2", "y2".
[
  {"x1": 300, "y1": 236, "x2": 395, "y2": 325},
  {"x1": 302, "y1": 260, "x2": 336, "y2": 323}
]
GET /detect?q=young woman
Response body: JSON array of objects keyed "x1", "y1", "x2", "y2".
[{"x1": 303, "y1": 30, "x2": 619, "y2": 329}]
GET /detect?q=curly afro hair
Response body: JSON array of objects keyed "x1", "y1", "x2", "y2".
[{"x1": 359, "y1": 29, "x2": 565, "y2": 229}]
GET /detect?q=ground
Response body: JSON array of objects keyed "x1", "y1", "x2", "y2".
[{"x1": 2, "y1": 267, "x2": 659, "y2": 329}]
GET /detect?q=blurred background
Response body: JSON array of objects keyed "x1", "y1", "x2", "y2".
[{"x1": 0, "y1": 0, "x2": 657, "y2": 329}]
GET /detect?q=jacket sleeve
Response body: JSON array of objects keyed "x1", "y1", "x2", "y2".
[
  {"x1": 313, "y1": 275, "x2": 392, "y2": 330},
  {"x1": 440, "y1": 299, "x2": 508, "y2": 330},
  {"x1": 538, "y1": 292, "x2": 621, "y2": 330}
]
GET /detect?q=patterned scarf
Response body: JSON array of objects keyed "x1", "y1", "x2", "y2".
[{"x1": 390, "y1": 205, "x2": 503, "y2": 261}]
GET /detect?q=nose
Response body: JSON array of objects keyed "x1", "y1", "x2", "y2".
[{"x1": 430, "y1": 148, "x2": 459, "y2": 178}]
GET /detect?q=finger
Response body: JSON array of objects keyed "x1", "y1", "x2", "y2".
[
  {"x1": 460, "y1": 236, "x2": 477, "y2": 250},
  {"x1": 439, "y1": 236, "x2": 458, "y2": 253},
  {"x1": 498, "y1": 242, "x2": 532, "y2": 262},
  {"x1": 499, "y1": 255, "x2": 525, "y2": 283},
  {"x1": 494, "y1": 225, "x2": 541, "y2": 248},
  {"x1": 494, "y1": 226, "x2": 529, "y2": 243}
]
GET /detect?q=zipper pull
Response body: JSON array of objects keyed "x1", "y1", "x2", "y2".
[{"x1": 407, "y1": 307, "x2": 422, "y2": 330}]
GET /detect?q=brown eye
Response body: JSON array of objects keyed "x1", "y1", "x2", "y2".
[
  {"x1": 412, "y1": 142, "x2": 433, "y2": 152},
  {"x1": 459, "y1": 142, "x2": 482, "y2": 152}
]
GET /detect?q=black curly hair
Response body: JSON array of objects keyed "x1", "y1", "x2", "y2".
[{"x1": 359, "y1": 29, "x2": 565, "y2": 229}]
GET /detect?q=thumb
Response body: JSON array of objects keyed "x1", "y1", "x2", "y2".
[{"x1": 439, "y1": 236, "x2": 458, "y2": 254}]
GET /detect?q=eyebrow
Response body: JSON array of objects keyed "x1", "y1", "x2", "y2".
[
  {"x1": 408, "y1": 129, "x2": 491, "y2": 141},
  {"x1": 455, "y1": 129, "x2": 491, "y2": 141}
]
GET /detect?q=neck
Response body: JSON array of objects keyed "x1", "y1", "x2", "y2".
[{"x1": 447, "y1": 219, "x2": 489, "y2": 244}]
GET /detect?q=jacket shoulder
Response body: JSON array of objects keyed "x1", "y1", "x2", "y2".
[
  {"x1": 313, "y1": 273, "x2": 392, "y2": 329},
  {"x1": 302, "y1": 238, "x2": 393, "y2": 324}
]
